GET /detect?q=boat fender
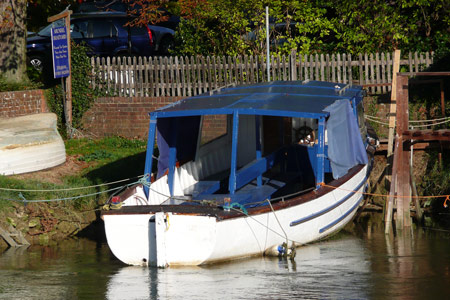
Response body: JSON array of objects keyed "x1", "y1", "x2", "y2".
[
  {"x1": 277, "y1": 242, "x2": 296, "y2": 259},
  {"x1": 102, "y1": 196, "x2": 122, "y2": 210}
]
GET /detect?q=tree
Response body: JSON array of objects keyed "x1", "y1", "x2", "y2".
[
  {"x1": 122, "y1": 0, "x2": 170, "y2": 27},
  {"x1": 118, "y1": 0, "x2": 450, "y2": 56},
  {"x1": 173, "y1": 0, "x2": 335, "y2": 56},
  {"x1": 27, "y1": 0, "x2": 77, "y2": 32},
  {"x1": 324, "y1": 0, "x2": 450, "y2": 54},
  {"x1": 0, "y1": 0, "x2": 27, "y2": 83}
]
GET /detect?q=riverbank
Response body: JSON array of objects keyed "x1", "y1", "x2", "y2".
[
  {"x1": 1, "y1": 134, "x2": 448, "y2": 250},
  {"x1": 0, "y1": 137, "x2": 147, "y2": 249}
]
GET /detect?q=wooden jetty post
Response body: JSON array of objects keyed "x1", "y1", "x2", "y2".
[
  {"x1": 385, "y1": 72, "x2": 450, "y2": 233},
  {"x1": 395, "y1": 74, "x2": 412, "y2": 229}
]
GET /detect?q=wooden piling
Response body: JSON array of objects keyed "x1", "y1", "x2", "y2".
[{"x1": 396, "y1": 75, "x2": 412, "y2": 228}]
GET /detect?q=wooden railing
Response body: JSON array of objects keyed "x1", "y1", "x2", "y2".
[{"x1": 91, "y1": 51, "x2": 434, "y2": 97}]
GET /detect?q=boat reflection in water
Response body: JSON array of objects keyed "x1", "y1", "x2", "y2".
[
  {"x1": 106, "y1": 236, "x2": 371, "y2": 300},
  {"x1": 1, "y1": 227, "x2": 450, "y2": 299}
]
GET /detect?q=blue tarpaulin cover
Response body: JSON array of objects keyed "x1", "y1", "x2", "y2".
[
  {"x1": 324, "y1": 99, "x2": 368, "y2": 179},
  {"x1": 152, "y1": 81, "x2": 367, "y2": 180},
  {"x1": 153, "y1": 81, "x2": 363, "y2": 119}
]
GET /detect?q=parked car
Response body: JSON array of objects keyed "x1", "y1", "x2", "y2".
[{"x1": 27, "y1": 12, "x2": 175, "y2": 75}]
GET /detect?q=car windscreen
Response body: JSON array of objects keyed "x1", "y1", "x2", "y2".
[{"x1": 37, "y1": 24, "x2": 52, "y2": 37}]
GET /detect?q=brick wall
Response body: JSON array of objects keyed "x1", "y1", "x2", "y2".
[
  {"x1": 82, "y1": 96, "x2": 185, "y2": 138},
  {"x1": 0, "y1": 89, "x2": 48, "y2": 118},
  {"x1": 83, "y1": 96, "x2": 390, "y2": 140}
]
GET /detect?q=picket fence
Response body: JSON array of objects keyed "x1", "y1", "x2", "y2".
[{"x1": 91, "y1": 51, "x2": 434, "y2": 97}]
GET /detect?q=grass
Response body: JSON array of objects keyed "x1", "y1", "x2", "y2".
[
  {"x1": 66, "y1": 136, "x2": 147, "y2": 171},
  {"x1": 0, "y1": 136, "x2": 149, "y2": 212}
]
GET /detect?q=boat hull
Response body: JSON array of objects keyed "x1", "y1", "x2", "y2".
[
  {"x1": 103, "y1": 165, "x2": 368, "y2": 267},
  {"x1": 0, "y1": 113, "x2": 66, "y2": 175}
]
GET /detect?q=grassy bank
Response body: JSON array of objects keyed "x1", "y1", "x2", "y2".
[{"x1": 0, "y1": 136, "x2": 148, "y2": 247}]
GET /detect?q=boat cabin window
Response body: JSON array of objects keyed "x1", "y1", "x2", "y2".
[{"x1": 199, "y1": 115, "x2": 229, "y2": 145}]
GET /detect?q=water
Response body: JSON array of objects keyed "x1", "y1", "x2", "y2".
[{"x1": 1, "y1": 225, "x2": 450, "y2": 300}]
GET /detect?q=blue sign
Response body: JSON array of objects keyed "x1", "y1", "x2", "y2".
[{"x1": 51, "y1": 26, "x2": 70, "y2": 78}]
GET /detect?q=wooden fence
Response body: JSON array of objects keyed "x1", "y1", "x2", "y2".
[{"x1": 91, "y1": 51, "x2": 434, "y2": 97}]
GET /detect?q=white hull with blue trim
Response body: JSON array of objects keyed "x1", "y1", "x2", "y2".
[{"x1": 102, "y1": 81, "x2": 376, "y2": 267}]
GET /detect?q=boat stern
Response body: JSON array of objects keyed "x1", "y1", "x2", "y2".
[{"x1": 103, "y1": 209, "x2": 218, "y2": 267}]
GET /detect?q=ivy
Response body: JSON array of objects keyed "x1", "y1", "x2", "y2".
[{"x1": 47, "y1": 41, "x2": 105, "y2": 134}]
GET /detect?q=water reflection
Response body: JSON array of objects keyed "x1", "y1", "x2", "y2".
[
  {"x1": 106, "y1": 237, "x2": 370, "y2": 300},
  {"x1": 1, "y1": 226, "x2": 450, "y2": 300},
  {"x1": 362, "y1": 227, "x2": 450, "y2": 299}
]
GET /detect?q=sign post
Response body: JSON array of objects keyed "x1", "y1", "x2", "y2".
[
  {"x1": 48, "y1": 10, "x2": 72, "y2": 137},
  {"x1": 51, "y1": 26, "x2": 70, "y2": 78}
]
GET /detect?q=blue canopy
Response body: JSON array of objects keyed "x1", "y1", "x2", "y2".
[
  {"x1": 144, "y1": 80, "x2": 367, "y2": 196},
  {"x1": 151, "y1": 81, "x2": 364, "y2": 119}
]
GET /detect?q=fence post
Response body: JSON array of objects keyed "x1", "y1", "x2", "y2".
[
  {"x1": 90, "y1": 52, "x2": 434, "y2": 97},
  {"x1": 290, "y1": 50, "x2": 297, "y2": 81}
]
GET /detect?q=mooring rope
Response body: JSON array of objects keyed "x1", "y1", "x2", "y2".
[
  {"x1": 0, "y1": 175, "x2": 144, "y2": 192},
  {"x1": 409, "y1": 116, "x2": 450, "y2": 123},
  {"x1": 409, "y1": 118, "x2": 450, "y2": 129},
  {"x1": 365, "y1": 114, "x2": 450, "y2": 128},
  {"x1": 365, "y1": 117, "x2": 390, "y2": 126},
  {"x1": 0, "y1": 186, "x2": 125, "y2": 203},
  {"x1": 267, "y1": 199, "x2": 289, "y2": 248}
]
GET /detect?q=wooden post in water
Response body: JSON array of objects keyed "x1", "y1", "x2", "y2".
[
  {"x1": 395, "y1": 75, "x2": 412, "y2": 230},
  {"x1": 386, "y1": 50, "x2": 401, "y2": 172},
  {"x1": 384, "y1": 50, "x2": 401, "y2": 233}
]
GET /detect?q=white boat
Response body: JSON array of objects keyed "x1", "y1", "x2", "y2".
[
  {"x1": 102, "y1": 81, "x2": 376, "y2": 267},
  {"x1": 0, "y1": 113, "x2": 66, "y2": 175}
]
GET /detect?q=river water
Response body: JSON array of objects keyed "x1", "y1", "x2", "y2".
[{"x1": 1, "y1": 223, "x2": 450, "y2": 300}]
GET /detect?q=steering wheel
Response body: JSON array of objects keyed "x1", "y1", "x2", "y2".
[{"x1": 296, "y1": 125, "x2": 315, "y2": 145}]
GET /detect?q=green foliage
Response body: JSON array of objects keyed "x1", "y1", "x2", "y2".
[
  {"x1": 174, "y1": 0, "x2": 257, "y2": 56},
  {"x1": 419, "y1": 150, "x2": 450, "y2": 198},
  {"x1": 0, "y1": 74, "x2": 40, "y2": 92},
  {"x1": 173, "y1": 0, "x2": 335, "y2": 56},
  {"x1": 47, "y1": 41, "x2": 105, "y2": 132},
  {"x1": 329, "y1": 0, "x2": 450, "y2": 54},
  {"x1": 169, "y1": 0, "x2": 450, "y2": 56}
]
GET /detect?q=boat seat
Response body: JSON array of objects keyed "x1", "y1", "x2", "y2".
[
  {"x1": 235, "y1": 178, "x2": 286, "y2": 207},
  {"x1": 184, "y1": 181, "x2": 221, "y2": 197}
]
